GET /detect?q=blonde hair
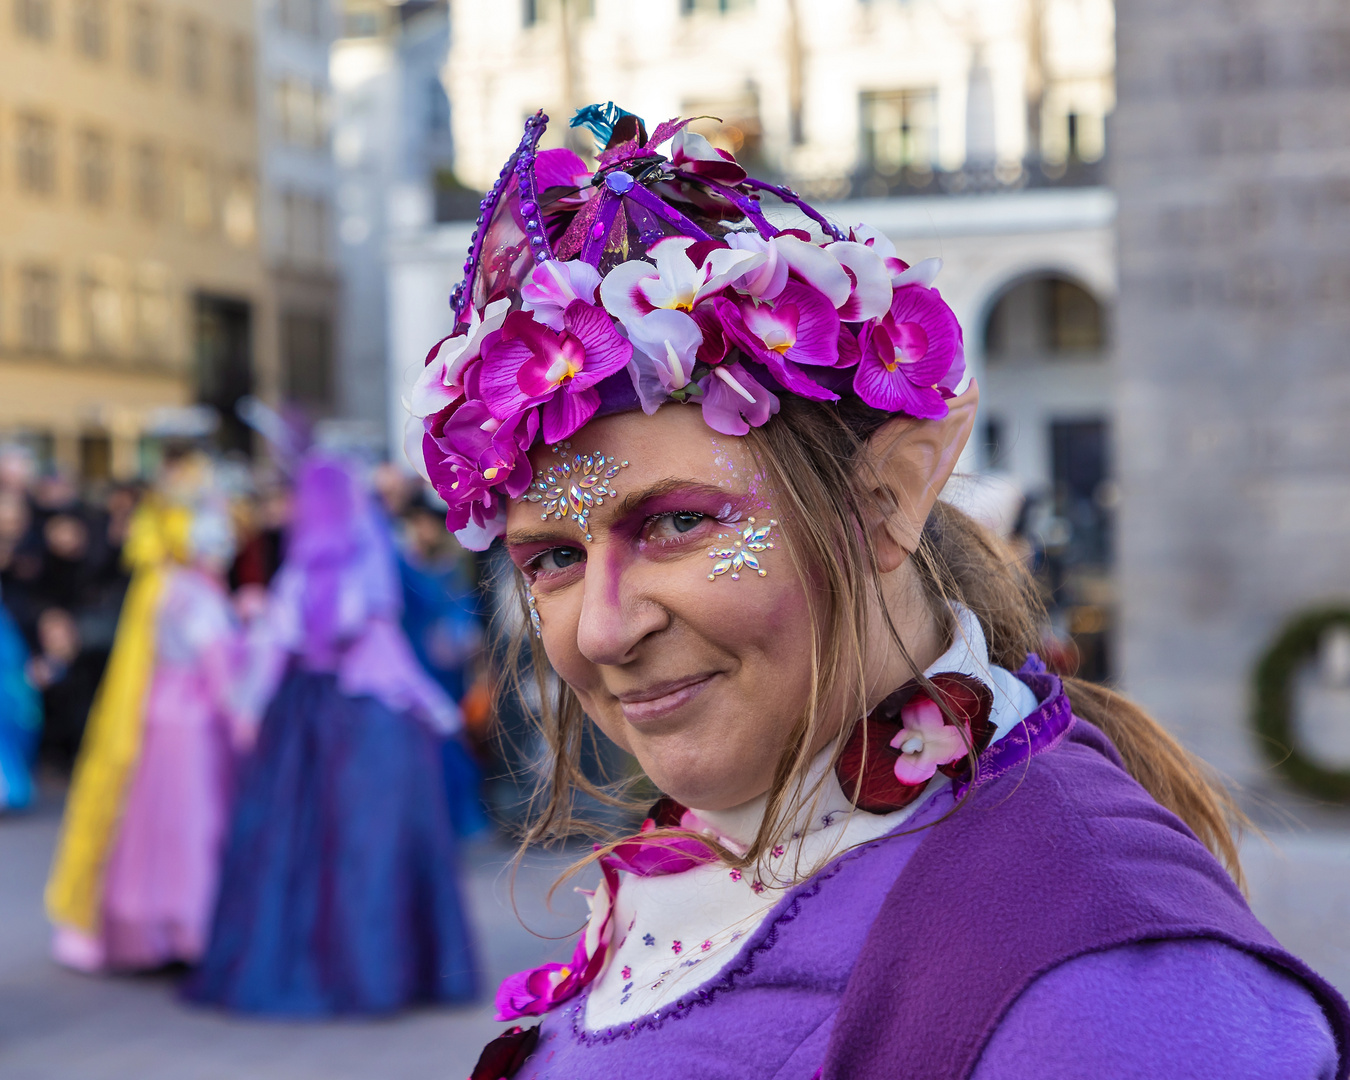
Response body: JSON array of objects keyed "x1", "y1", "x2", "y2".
[{"x1": 499, "y1": 395, "x2": 1247, "y2": 887}]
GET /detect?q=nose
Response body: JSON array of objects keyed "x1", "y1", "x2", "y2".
[{"x1": 574, "y1": 545, "x2": 668, "y2": 666}]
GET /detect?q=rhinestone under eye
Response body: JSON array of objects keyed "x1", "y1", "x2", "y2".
[{"x1": 707, "y1": 517, "x2": 777, "y2": 582}]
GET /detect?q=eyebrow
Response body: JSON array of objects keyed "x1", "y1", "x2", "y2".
[{"x1": 502, "y1": 478, "x2": 741, "y2": 548}]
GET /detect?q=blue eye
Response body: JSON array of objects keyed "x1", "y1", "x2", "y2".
[
  {"x1": 670, "y1": 511, "x2": 704, "y2": 534},
  {"x1": 535, "y1": 547, "x2": 585, "y2": 572}
]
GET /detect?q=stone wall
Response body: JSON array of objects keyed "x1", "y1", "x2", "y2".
[{"x1": 1114, "y1": 1, "x2": 1350, "y2": 789}]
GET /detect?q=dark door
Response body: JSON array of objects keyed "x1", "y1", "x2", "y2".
[{"x1": 193, "y1": 294, "x2": 253, "y2": 454}]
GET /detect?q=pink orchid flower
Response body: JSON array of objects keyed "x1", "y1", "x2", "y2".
[
  {"x1": 495, "y1": 865, "x2": 617, "y2": 1021},
  {"x1": 889, "y1": 697, "x2": 969, "y2": 786},
  {"x1": 533, "y1": 146, "x2": 594, "y2": 206},
  {"x1": 853, "y1": 285, "x2": 964, "y2": 419},
  {"x1": 712, "y1": 280, "x2": 840, "y2": 402},
  {"x1": 850, "y1": 223, "x2": 943, "y2": 289},
  {"x1": 768, "y1": 234, "x2": 891, "y2": 322},
  {"x1": 521, "y1": 259, "x2": 603, "y2": 331},
  {"x1": 408, "y1": 298, "x2": 511, "y2": 418},
  {"x1": 726, "y1": 232, "x2": 790, "y2": 300},
  {"x1": 424, "y1": 403, "x2": 538, "y2": 537},
  {"x1": 477, "y1": 304, "x2": 632, "y2": 443},
  {"x1": 669, "y1": 129, "x2": 748, "y2": 185},
  {"x1": 600, "y1": 237, "x2": 765, "y2": 328}
]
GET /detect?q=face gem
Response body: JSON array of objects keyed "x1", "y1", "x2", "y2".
[
  {"x1": 526, "y1": 588, "x2": 542, "y2": 638},
  {"x1": 707, "y1": 517, "x2": 777, "y2": 581},
  {"x1": 523, "y1": 442, "x2": 629, "y2": 541}
]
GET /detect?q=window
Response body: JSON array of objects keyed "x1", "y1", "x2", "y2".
[
  {"x1": 14, "y1": 0, "x2": 52, "y2": 40},
  {"x1": 279, "y1": 0, "x2": 323, "y2": 37},
  {"x1": 130, "y1": 4, "x2": 161, "y2": 78},
  {"x1": 80, "y1": 263, "x2": 123, "y2": 355},
  {"x1": 427, "y1": 77, "x2": 450, "y2": 132},
  {"x1": 77, "y1": 128, "x2": 113, "y2": 206},
  {"x1": 20, "y1": 265, "x2": 59, "y2": 352},
  {"x1": 17, "y1": 114, "x2": 57, "y2": 195},
  {"x1": 182, "y1": 19, "x2": 207, "y2": 96},
  {"x1": 282, "y1": 190, "x2": 328, "y2": 265},
  {"x1": 132, "y1": 142, "x2": 164, "y2": 219},
  {"x1": 223, "y1": 170, "x2": 256, "y2": 246},
  {"x1": 860, "y1": 88, "x2": 938, "y2": 174},
  {"x1": 680, "y1": 0, "x2": 752, "y2": 13},
  {"x1": 182, "y1": 157, "x2": 212, "y2": 231},
  {"x1": 983, "y1": 275, "x2": 1106, "y2": 361},
  {"x1": 275, "y1": 78, "x2": 328, "y2": 149},
  {"x1": 227, "y1": 37, "x2": 253, "y2": 111},
  {"x1": 132, "y1": 262, "x2": 170, "y2": 358},
  {"x1": 74, "y1": 0, "x2": 109, "y2": 58},
  {"x1": 282, "y1": 310, "x2": 332, "y2": 406}
]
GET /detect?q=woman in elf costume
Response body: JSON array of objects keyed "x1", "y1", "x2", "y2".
[{"x1": 411, "y1": 105, "x2": 1348, "y2": 1080}]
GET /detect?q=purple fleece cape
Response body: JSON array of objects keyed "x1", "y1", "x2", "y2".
[{"x1": 823, "y1": 671, "x2": 1350, "y2": 1080}]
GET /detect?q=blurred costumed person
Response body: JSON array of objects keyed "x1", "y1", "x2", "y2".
[
  {"x1": 95, "y1": 499, "x2": 241, "y2": 969},
  {"x1": 45, "y1": 446, "x2": 205, "y2": 970},
  {"x1": 397, "y1": 491, "x2": 490, "y2": 840},
  {"x1": 184, "y1": 454, "x2": 479, "y2": 1015},
  {"x1": 0, "y1": 582, "x2": 41, "y2": 811}
]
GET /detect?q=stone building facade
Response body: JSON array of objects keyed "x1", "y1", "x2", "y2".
[{"x1": 1113, "y1": 1, "x2": 1350, "y2": 786}]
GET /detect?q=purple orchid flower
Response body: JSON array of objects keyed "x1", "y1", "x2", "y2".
[
  {"x1": 424, "y1": 402, "x2": 538, "y2": 540},
  {"x1": 713, "y1": 282, "x2": 841, "y2": 401},
  {"x1": 853, "y1": 284, "x2": 964, "y2": 418},
  {"x1": 520, "y1": 259, "x2": 603, "y2": 331},
  {"x1": 850, "y1": 223, "x2": 943, "y2": 288},
  {"x1": 669, "y1": 129, "x2": 748, "y2": 184},
  {"x1": 697, "y1": 361, "x2": 779, "y2": 436},
  {"x1": 477, "y1": 304, "x2": 632, "y2": 443}
]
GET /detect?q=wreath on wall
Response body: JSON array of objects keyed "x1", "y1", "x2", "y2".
[{"x1": 1251, "y1": 606, "x2": 1350, "y2": 802}]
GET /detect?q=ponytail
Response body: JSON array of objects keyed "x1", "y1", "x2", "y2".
[{"x1": 917, "y1": 501, "x2": 1249, "y2": 887}]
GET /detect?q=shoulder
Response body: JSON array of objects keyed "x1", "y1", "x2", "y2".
[{"x1": 974, "y1": 939, "x2": 1341, "y2": 1080}]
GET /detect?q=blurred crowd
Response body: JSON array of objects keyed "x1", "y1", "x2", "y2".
[{"x1": 0, "y1": 444, "x2": 496, "y2": 797}]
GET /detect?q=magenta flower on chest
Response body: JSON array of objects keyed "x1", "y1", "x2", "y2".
[
  {"x1": 478, "y1": 301, "x2": 631, "y2": 443},
  {"x1": 853, "y1": 284, "x2": 965, "y2": 419}
]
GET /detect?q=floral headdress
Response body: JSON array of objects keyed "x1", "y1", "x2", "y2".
[{"x1": 409, "y1": 103, "x2": 966, "y2": 549}]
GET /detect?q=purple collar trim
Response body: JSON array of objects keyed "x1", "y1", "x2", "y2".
[{"x1": 952, "y1": 653, "x2": 1075, "y2": 799}]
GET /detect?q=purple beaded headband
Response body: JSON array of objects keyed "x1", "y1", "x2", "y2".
[{"x1": 409, "y1": 103, "x2": 966, "y2": 549}]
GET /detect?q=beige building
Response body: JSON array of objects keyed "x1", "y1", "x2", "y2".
[{"x1": 0, "y1": 0, "x2": 270, "y2": 478}]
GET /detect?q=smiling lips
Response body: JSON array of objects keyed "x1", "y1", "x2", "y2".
[{"x1": 616, "y1": 673, "x2": 718, "y2": 723}]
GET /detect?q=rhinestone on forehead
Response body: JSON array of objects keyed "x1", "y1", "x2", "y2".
[
  {"x1": 708, "y1": 517, "x2": 777, "y2": 581},
  {"x1": 523, "y1": 442, "x2": 629, "y2": 541}
]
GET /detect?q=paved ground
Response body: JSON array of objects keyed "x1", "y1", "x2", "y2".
[
  {"x1": 0, "y1": 797, "x2": 587, "y2": 1080},
  {"x1": 2, "y1": 795, "x2": 1348, "y2": 1079}
]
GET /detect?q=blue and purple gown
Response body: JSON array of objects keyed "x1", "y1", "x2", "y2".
[{"x1": 184, "y1": 457, "x2": 478, "y2": 1015}]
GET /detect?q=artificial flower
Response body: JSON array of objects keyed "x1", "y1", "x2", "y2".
[
  {"x1": 850, "y1": 223, "x2": 943, "y2": 289},
  {"x1": 853, "y1": 285, "x2": 963, "y2": 418},
  {"x1": 469, "y1": 1024, "x2": 540, "y2": 1080},
  {"x1": 697, "y1": 361, "x2": 780, "y2": 436},
  {"x1": 495, "y1": 866, "x2": 617, "y2": 1020},
  {"x1": 477, "y1": 304, "x2": 632, "y2": 443},
  {"x1": 409, "y1": 298, "x2": 511, "y2": 418},
  {"x1": 890, "y1": 697, "x2": 969, "y2": 785},
  {"x1": 625, "y1": 308, "x2": 703, "y2": 394},
  {"x1": 520, "y1": 259, "x2": 603, "y2": 331},
  {"x1": 669, "y1": 128, "x2": 748, "y2": 185},
  {"x1": 600, "y1": 237, "x2": 764, "y2": 327},
  {"x1": 726, "y1": 232, "x2": 790, "y2": 301}
]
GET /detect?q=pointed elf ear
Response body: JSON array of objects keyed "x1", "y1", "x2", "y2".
[{"x1": 863, "y1": 381, "x2": 980, "y2": 572}]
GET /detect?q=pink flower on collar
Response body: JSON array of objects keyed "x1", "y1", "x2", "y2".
[
  {"x1": 889, "y1": 697, "x2": 969, "y2": 785},
  {"x1": 477, "y1": 303, "x2": 631, "y2": 444}
]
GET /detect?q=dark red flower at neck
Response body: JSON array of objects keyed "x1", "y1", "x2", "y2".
[{"x1": 836, "y1": 673, "x2": 995, "y2": 814}]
